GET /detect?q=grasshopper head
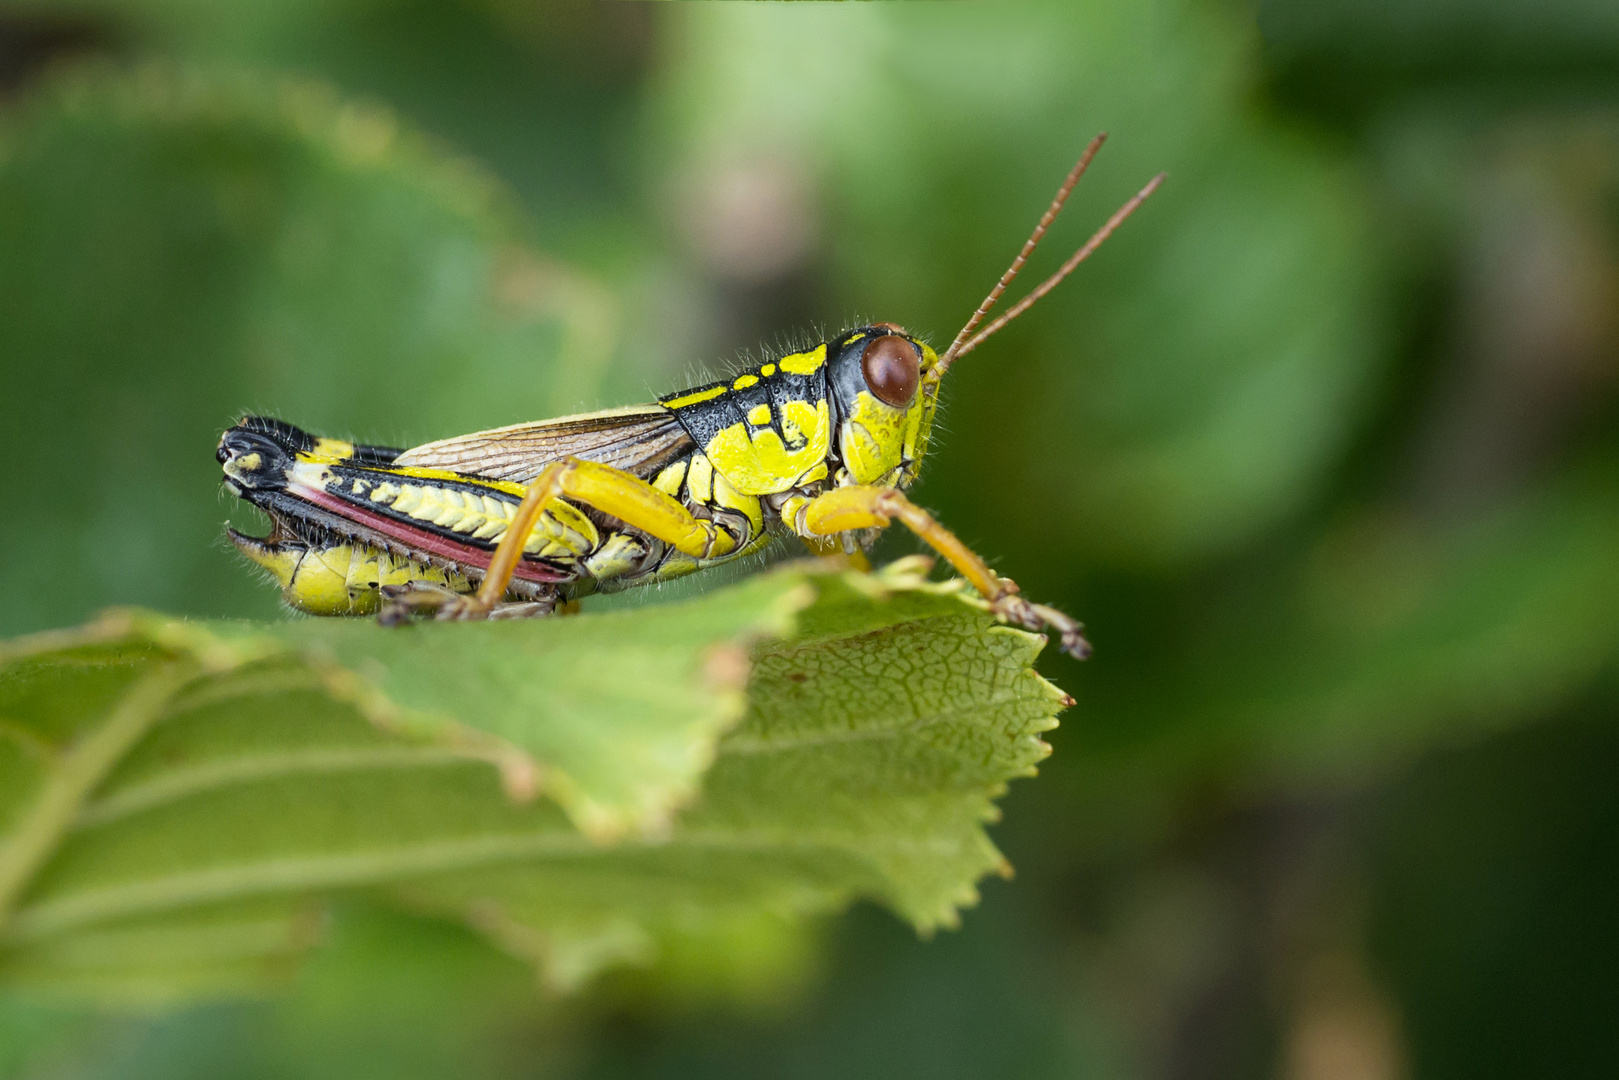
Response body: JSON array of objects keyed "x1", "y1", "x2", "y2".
[
  {"x1": 822, "y1": 140, "x2": 1162, "y2": 493},
  {"x1": 825, "y1": 324, "x2": 939, "y2": 489}
]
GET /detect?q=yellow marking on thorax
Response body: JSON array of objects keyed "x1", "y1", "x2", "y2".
[
  {"x1": 746, "y1": 404, "x2": 772, "y2": 427},
  {"x1": 702, "y1": 398, "x2": 830, "y2": 496},
  {"x1": 653, "y1": 459, "x2": 687, "y2": 497},
  {"x1": 663, "y1": 385, "x2": 728, "y2": 410},
  {"x1": 779, "y1": 398, "x2": 819, "y2": 450},
  {"x1": 796, "y1": 461, "x2": 828, "y2": 486},
  {"x1": 685, "y1": 454, "x2": 714, "y2": 504},
  {"x1": 760, "y1": 363, "x2": 776, "y2": 376},
  {"x1": 778, "y1": 345, "x2": 825, "y2": 375},
  {"x1": 732, "y1": 374, "x2": 759, "y2": 390}
]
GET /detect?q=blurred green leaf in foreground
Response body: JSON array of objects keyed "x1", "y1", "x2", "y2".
[{"x1": 0, "y1": 560, "x2": 1067, "y2": 1004}]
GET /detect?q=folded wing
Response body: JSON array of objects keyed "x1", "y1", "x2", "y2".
[{"x1": 393, "y1": 405, "x2": 693, "y2": 483}]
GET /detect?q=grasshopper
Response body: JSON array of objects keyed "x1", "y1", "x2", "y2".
[{"x1": 218, "y1": 135, "x2": 1162, "y2": 659}]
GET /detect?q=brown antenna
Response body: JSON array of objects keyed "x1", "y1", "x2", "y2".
[
  {"x1": 939, "y1": 133, "x2": 1107, "y2": 366},
  {"x1": 935, "y1": 139, "x2": 1165, "y2": 375}
]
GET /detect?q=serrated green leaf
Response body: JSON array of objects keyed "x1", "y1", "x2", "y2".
[{"x1": 0, "y1": 563, "x2": 1067, "y2": 1002}]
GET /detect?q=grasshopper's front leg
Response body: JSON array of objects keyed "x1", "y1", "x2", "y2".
[
  {"x1": 383, "y1": 456, "x2": 737, "y2": 623},
  {"x1": 792, "y1": 485, "x2": 1091, "y2": 659}
]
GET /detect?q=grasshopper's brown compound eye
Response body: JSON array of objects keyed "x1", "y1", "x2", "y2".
[{"x1": 861, "y1": 334, "x2": 921, "y2": 408}]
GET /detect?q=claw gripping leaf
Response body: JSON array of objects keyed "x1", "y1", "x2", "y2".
[{"x1": 0, "y1": 562, "x2": 1067, "y2": 1001}]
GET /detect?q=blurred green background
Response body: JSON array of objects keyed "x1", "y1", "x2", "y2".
[{"x1": 2, "y1": 0, "x2": 1617, "y2": 1076}]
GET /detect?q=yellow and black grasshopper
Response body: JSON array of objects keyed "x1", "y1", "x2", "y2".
[{"x1": 218, "y1": 135, "x2": 1162, "y2": 659}]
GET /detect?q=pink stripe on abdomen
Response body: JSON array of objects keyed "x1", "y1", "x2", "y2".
[{"x1": 293, "y1": 485, "x2": 572, "y2": 584}]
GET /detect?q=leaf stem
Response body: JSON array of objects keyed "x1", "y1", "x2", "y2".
[{"x1": 0, "y1": 661, "x2": 193, "y2": 935}]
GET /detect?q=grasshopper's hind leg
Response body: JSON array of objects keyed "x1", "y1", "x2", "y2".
[
  {"x1": 375, "y1": 459, "x2": 584, "y2": 625},
  {"x1": 379, "y1": 456, "x2": 738, "y2": 626}
]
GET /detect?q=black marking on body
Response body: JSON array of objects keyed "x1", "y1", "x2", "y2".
[
  {"x1": 659, "y1": 380, "x2": 741, "y2": 449},
  {"x1": 659, "y1": 357, "x2": 828, "y2": 455},
  {"x1": 239, "y1": 416, "x2": 317, "y2": 454},
  {"x1": 350, "y1": 442, "x2": 404, "y2": 467},
  {"x1": 826, "y1": 329, "x2": 874, "y2": 424}
]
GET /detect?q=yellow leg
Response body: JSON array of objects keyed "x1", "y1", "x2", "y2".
[
  {"x1": 798, "y1": 485, "x2": 1090, "y2": 659},
  {"x1": 395, "y1": 457, "x2": 738, "y2": 621}
]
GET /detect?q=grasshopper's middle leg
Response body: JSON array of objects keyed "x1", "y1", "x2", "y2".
[
  {"x1": 383, "y1": 457, "x2": 738, "y2": 623},
  {"x1": 794, "y1": 485, "x2": 1091, "y2": 659}
]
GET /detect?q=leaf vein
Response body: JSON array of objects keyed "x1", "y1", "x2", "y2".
[{"x1": 76, "y1": 747, "x2": 475, "y2": 829}]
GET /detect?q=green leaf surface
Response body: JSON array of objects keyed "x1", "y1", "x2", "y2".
[{"x1": 0, "y1": 562, "x2": 1066, "y2": 1001}]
